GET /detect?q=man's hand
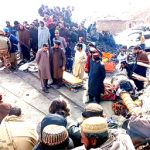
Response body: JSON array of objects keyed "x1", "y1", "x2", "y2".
[{"x1": 62, "y1": 66, "x2": 65, "y2": 71}]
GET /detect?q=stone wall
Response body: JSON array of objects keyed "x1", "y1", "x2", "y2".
[{"x1": 96, "y1": 20, "x2": 131, "y2": 34}]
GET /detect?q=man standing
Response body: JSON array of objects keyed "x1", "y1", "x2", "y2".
[
  {"x1": 18, "y1": 24, "x2": 30, "y2": 62},
  {"x1": 132, "y1": 45, "x2": 149, "y2": 91},
  {"x1": 38, "y1": 21, "x2": 50, "y2": 49},
  {"x1": 50, "y1": 40, "x2": 66, "y2": 89},
  {"x1": 5, "y1": 21, "x2": 13, "y2": 34},
  {"x1": 85, "y1": 42, "x2": 102, "y2": 74},
  {"x1": 4, "y1": 27, "x2": 18, "y2": 70},
  {"x1": 0, "y1": 30, "x2": 11, "y2": 69},
  {"x1": 88, "y1": 52, "x2": 106, "y2": 103},
  {"x1": 53, "y1": 30, "x2": 67, "y2": 50},
  {"x1": 36, "y1": 44, "x2": 51, "y2": 93},
  {"x1": 73, "y1": 43, "x2": 87, "y2": 80}
]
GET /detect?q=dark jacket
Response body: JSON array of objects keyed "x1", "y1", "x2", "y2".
[
  {"x1": 125, "y1": 63, "x2": 146, "y2": 91},
  {"x1": 9, "y1": 34, "x2": 18, "y2": 53},
  {"x1": 88, "y1": 59, "x2": 106, "y2": 97},
  {"x1": 29, "y1": 27, "x2": 38, "y2": 44}
]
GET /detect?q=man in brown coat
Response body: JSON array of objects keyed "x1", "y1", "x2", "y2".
[
  {"x1": 0, "y1": 107, "x2": 38, "y2": 150},
  {"x1": 50, "y1": 40, "x2": 66, "y2": 89},
  {"x1": 36, "y1": 43, "x2": 51, "y2": 93},
  {"x1": 18, "y1": 24, "x2": 30, "y2": 62},
  {"x1": 0, "y1": 94, "x2": 12, "y2": 123}
]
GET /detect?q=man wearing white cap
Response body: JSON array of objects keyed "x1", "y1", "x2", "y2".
[
  {"x1": 73, "y1": 117, "x2": 135, "y2": 150},
  {"x1": 33, "y1": 125, "x2": 69, "y2": 150}
]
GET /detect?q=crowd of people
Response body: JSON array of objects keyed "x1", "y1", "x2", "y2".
[{"x1": 0, "y1": 4, "x2": 116, "y2": 72}]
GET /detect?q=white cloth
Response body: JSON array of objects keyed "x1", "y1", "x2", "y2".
[{"x1": 92, "y1": 129, "x2": 135, "y2": 150}]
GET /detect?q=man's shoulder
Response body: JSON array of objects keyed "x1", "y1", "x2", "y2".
[
  {"x1": 72, "y1": 145, "x2": 86, "y2": 150},
  {"x1": 37, "y1": 49, "x2": 43, "y2": 53}
]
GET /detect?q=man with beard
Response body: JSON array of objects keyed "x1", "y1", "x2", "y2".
[
  {"x1": 53, "y1": 30, "x2": 67, "y2": 51},
  {"x1": 50, "y1": 40, "x2": 66, "y2": 89},
  {"x1": 73, "y1": 117, "x2": 135, "y2": 150}
]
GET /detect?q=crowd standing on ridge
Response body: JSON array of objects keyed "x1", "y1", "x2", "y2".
[{"x1": 0, "y1": 4, "x2": 150, "y2": 150}]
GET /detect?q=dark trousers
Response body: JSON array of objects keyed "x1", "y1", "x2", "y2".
[
  {"x1": 31, "y1": 43, "x2": 38, "y2": 57},
  {"x1": 20, "y1": 44, "x2": 30, "y2": 61},
  {"x1": 41, "y1": 79, "x2": 48, "y2": 89},
  {"x1": 53, "y1": 78, "x2": 63, "y2": 86},
  {"x1": 89, "y1": 94, "x2": 100, "y2": 103},
  {"x1": 133, "y1": 79, "x2": 144, "y2": 91}
]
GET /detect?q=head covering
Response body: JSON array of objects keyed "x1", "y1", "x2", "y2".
[
  {"x1": 88, "y1": 42, "x2": 96, "y2": 47},
  {"x1": 82, "y1": 103, "x2": 103, "y2": 118},
  {"x1": 81, "y1": 117, "x2": 108, "y2": 134},
  {"x1": 54, "y1": 40, "x2": 61, "y2": 46},
  {"x1": 89, "y1": 47, "x2": 97, "y2": 52},
  {"x1": 42, "y1": 125, "x2": 68, "y2": 146},
  {"x1": 92, "y1": 52, "x2": 100, "y2": 58},
  {"x1": 40, "y1": 113, "x2": 67, "y2": 134}
]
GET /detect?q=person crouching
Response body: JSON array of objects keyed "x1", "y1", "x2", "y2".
[{"x1": 36, "y1": 43, "x2": 51, "y2": 93}]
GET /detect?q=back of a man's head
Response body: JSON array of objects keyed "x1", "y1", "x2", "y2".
[
  {"x1": 9, "y1": 107, "x2": 22, "y2": 116},
  {"x1": 82, "y1": 103, "x2": 104, "y2": 118},
  {"x1": 81, "y1": 117, "x2": 108, "y2": 149}
]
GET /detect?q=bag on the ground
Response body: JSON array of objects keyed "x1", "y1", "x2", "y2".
[{"x1": 104, "y1": 62, "x2": 116, "y2": 73}]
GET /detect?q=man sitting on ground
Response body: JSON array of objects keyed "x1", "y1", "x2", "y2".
[
  {"x1": 73, "y1": 117, "x2": 135, "y2": 150},
  {"x1": 33, "y1": 125, "x2": 69, "y2": 150},
  {"x1": 68, "y1": 103, "x2": 118, "y2": 147},
  {"x1": 0, "y1": 107, "x2": 38, "y2": 150}
]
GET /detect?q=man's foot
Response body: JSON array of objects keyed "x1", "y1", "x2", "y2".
[
  {"x1": 42, "y1": 88, "x2": 49, "y2": 93},
  {"x1": 45, "y1": 84, "x2": 51, "y2": 89},
  {"x1": 10, "y1": 67, "x2": 17, "y2": 72},
  {"x1": 55, "y1": 85, "x2": 60, "y2": 89}
]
